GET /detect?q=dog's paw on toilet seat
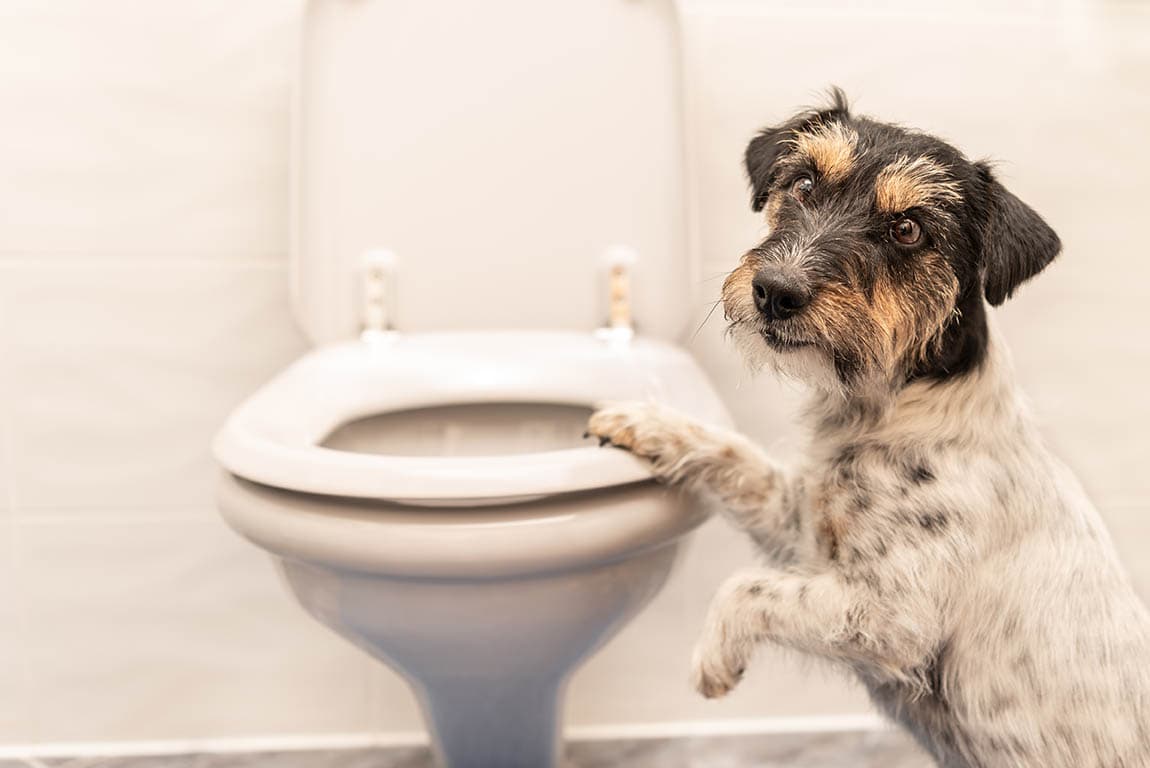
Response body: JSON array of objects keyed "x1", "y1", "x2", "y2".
[{"x1": 586, "y1": 401, "x2": 702, "y2": 474}]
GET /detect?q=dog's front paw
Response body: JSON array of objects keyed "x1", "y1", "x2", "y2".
[
  {"x1": 690, "y1": 637, "x2": 744, "y2": 699},
  {"x1": 689, "y1": 570, "x2": 771, "y2": 699},
  {"x1": 585, "y1": 401, "x2": 699, "y2": 476}
]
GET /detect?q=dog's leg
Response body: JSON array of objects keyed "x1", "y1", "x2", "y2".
[
  {"x1": 690, "y1": 566, "x2": 936, "y2": 699},
  {"x1": 587, "y1": 402, "x2": 802, "y2": 560}
]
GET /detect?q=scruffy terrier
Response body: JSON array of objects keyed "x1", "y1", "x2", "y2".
[{"x1": 587, "y1": 90, "x2": 1150, "y2": 767}]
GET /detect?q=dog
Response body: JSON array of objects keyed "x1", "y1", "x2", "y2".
[{"x1": 586, "y1": 90, "x2": 1150, "y2": 767}]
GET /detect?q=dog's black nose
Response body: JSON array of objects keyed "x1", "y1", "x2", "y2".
[{"x1": 752, "y1": 268, "x2": 811, "y2": 321}]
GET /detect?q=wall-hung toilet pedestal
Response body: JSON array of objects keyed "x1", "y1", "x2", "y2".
[{"x1": 216, "y1": 332, "x2": 728, "y2": 768}]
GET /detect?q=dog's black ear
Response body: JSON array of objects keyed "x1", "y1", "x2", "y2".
[
  {"x1": 975, "y1": 162, "x2": 1061, "y2": 306},
  {"x1": 745, "y1": 87, "x2": 851, "y2": 212}
]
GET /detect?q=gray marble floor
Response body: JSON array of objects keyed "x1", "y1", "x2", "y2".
[{"x1": 0, "y1": 730, "x2": 934, "y2": 767}]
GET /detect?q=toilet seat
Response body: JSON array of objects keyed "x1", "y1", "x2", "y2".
[
  {"x1": 213, "y1": 331, "x2": 730, "y2": 506},
  {"x1": 217, "y1": 473, "x2": 705, "y2": 578}
]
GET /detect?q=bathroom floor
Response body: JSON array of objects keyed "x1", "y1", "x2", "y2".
[{"x1": 3, "y1": 730, "x2": 934, "y2": 767}]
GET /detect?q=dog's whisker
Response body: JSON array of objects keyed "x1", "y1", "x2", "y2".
[{"x1": 691, "y1": 299, "x2": 724, "y2": 340}]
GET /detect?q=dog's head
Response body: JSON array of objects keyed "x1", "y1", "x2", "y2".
[{"x1": 721, "y1": 89, "x2": 1060, "y2": 396}]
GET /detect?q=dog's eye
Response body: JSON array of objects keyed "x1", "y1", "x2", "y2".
[
  {"x1": 890, "y1": 218, "x2": 922, "y2": 246},
  {"x1": 790, "y1": 175, "x2": 814, "y2": 201}
]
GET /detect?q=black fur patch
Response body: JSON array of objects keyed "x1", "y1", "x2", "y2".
[
  {"x1": 926, "y1": 638, "x2": 952, "y2": 706},
  {"x1": 908, "y1": 463, "x2": 936, "y2": 485},
  {"x1": 919, "y1": 510, "x2": 950, "y2": 533},
  {"x1": 975, "y1": 162, "x2": 1062, "y2": 306}
]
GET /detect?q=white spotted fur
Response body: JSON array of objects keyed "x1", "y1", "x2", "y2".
[{"x1": 587, "y1": 325, "x2": 1150, "y2": 768}]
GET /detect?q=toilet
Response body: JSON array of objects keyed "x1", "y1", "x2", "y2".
[
  {"x1": 214, "y1": 330, "x2": 728, "y2": 767},
  {"x1": 214, "y1": 2, "x2": 720, "y2": 765}
]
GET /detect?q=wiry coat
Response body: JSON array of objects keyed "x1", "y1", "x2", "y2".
[{"x1": 587, "y1": 91, "x2": 1150, "y2": 767}]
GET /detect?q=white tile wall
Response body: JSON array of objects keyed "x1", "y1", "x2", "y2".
[
  {"x1": 0, "y1": 0, "x2": 340, "y2": 744},
  {"x1": 0, "y1": 0, "x2": 1147, "y2": 748},
  {"x1": 0, "y1": 0, "x2": 296, "y2": 258},
  {"x1": 13, "y1": 517, "x2": 377, "y2": 741},
  {"x1": 1, "y1": 262, "x2": 306, "y2": 513}
]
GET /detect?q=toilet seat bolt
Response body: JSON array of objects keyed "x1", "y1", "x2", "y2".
[
  {"x1": 361, "y1": 248, "x2": 398, "y2": 341},
  {"x1": 597, "y1": 245, "x2": 638, "y2": 342}
]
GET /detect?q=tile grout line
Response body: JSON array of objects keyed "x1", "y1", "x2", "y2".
[
  {"x1": 0, "y1": 249, "x2": 287, "y2": 259},
  {"x1": 0, "y1": 715, "x2": 890, "y2": 760},
  {"x1": 0, "y1": 256, "x2": 288, "y2": 270},
  {"x1": 11, "y1": 508, "x2": 228, "y2": 524}
]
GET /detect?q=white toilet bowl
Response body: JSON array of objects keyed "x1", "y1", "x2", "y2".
[{"x1": 214, "y1": 330, "x2": 729, "y2": 768}]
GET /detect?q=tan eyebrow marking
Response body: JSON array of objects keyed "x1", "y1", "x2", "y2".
[
  {"x1": 874, "y1": 156, "x2": 962, "y2": 213},
  {"x1": 789, "y1": 122, "x2": 859, "y2": 182},
  {"x1": 766, "y1": 193, "x2": 785, "y2": 229}
]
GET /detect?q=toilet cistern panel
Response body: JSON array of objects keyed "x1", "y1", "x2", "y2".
[{"x1": 293, "y1": 0, "x2": 689, "y2": 344}]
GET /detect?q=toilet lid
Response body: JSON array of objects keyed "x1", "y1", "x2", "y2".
[{"x1": 213, "y1": 331, "x2": 730, "y2": 506}]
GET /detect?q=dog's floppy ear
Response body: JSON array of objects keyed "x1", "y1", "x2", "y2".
[
  {"x1": 745, "y1": 87, "x2": 851, "y2": 212},
  {"x1": 975, "y1": 162, "x2": 1061, "y2": 306}
]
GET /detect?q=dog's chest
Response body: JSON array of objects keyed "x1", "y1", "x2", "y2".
[{"x1": 802, "y1": 440, "x2": 951, "y2": 569}]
